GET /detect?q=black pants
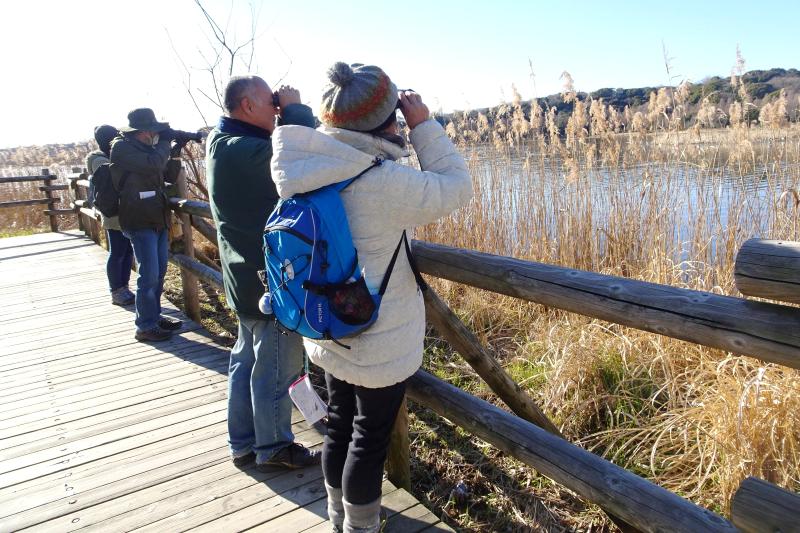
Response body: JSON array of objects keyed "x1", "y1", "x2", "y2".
[{"x1": 322, "y1": 372, "x2": 406, "y2": 505}]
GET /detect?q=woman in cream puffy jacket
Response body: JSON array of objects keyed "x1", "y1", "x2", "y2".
[{"x1": 271, "y1": 62, "x2": 472, "y2": 533}]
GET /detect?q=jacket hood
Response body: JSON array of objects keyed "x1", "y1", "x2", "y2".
[{"x1": 271, "y1": 125, "x2": 409, "y2": 198}]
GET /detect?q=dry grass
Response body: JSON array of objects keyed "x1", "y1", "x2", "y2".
[{"x1": 413, "y1": 92, "x2": 800, "y2": 530}]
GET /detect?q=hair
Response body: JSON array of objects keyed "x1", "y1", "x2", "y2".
[{"x1": 223, "y1": 76, "x2": 266, "y2": 114}]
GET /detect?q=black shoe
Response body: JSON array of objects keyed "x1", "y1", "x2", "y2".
[
  {"x1": 256, "y1": 443, "x2": 321, "y2": 471},
  {"x1": 232, "y1": 451, "x2": 256, "y2": 468},
  {"x1": 135, "y1": 327, "x2": 172, "y2": 342},
  {"x1": 158, "y1": 315, "x2": 182, "y2": 331}
]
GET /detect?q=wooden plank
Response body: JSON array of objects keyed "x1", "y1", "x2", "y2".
[
  {"x1": 169, "y1": 197, "x2": 213, "y2": 219},
  {"x1": 0, "y1": 353, "x2": 225, "y2": 416},
  {"x1": 133, "y1": 469, "x2": 326, "y2": 532},
  {"x1": 731, "y1": 476, "x2": 800, "y2": 533},
  {"x1": 3, "y1": 424, "x2": 323, "y2": 532},
  {"x1": 0, "y1": 371, "x2": 228, "y2": 441},
  {"x1": 0, "y1": 343, "x2": 226, "y2": 402},
  {"x1": 43, "y1": 209, "x2": 77, "y2": 216},
  {"x1": 170, "y1": 253, "x2": 224, "y2": 288},
  {"x1": 735, "y1": 238, "x2": 800, "y2": 304},
  {"x1": 299, "y1": 481, "x2": 415, "y2": 533},
  {"x1": 39, "y1": 184, "x2": 70, "y2": 191},
  {"x1": 412, "y1": 240, "x2": 800, "y2": 370},
  {"x1": 0, "y1": 197, "x2": 54, "y2": 208},
  {"x1": 0, "y1": 330, "x2": 216, "y2": 384},
  {"x1": 407, "y1": 369, "x2": 736, "y2": 533},
  {"x1": 0, "y1": 405, "x2": 228, "y2": 489},
  {"x1": 0, "y1": 362, "x2": 227, "y2": 428},
  {"x1": 384, "y1": 503, "x2": 441, "y2": 533},
  {"x1": 0, "y1": 389, "x2": 228, "y2": 458},
  {"x1": 0, "y1": 175, "x2": 56, "y2": 183},
  {"x1": 191, "y1": 215, "x2": 218, "y2": 247},
  {"x1": 0, "y1": 335, "x2": 221, "y2": 393}
]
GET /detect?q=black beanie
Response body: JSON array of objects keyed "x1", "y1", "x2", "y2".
[{"x1": 94, "y1": 124, "x2": 119, "y2": 156}]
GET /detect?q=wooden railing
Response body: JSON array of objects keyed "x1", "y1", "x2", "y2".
[
  {"x1": 0, "y1": 169, "x2": 70, "y2": 232},
  {"x1": 65, "y1": 168, "x2": 800, "y2": 533}
]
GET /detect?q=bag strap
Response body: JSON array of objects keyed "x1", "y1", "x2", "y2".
[
  {"x1": 331, "y1": 157, "x2": 383, "y2": 193},
  {"x1": 378, "y1": 230, "x2": 428, "y2": 296}
]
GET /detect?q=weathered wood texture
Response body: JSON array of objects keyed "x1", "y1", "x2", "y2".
[
  {"x1": 731, "y1": 476, "x2": 800, "y2": 533},
  {"x1": 0, "y1": 231, "x2": 448, "y2": 532},
  {"x1": 386, "y1": 396, "x2": 412, "y2": 491},
  {"x1": 412, "y1": 240, "x2": 800, "y2": 369},
  {"x1": 0, "y1": 175, "x2": 56, "y2": 184},
  {"x1": 406, "y1": 369, "x2": 735, "y2": 533},
  {"x1": 170, "y1": 197, "x2": 213, "y2": 219},
  {"x1": 176, "y1": 168, "x2": 201, "y2": 322},
  {"x1": 192, "y1": 215, "x2": 219, "y2": 247},
  {"x1": 424, "y1": 288, "x2": 562, "y2": 436},
  {"x1": 41, "y1": 169, "x2": 58, "y2": 231},
  {"x1": 0, "y1": 198, "x2": 53, "y2": 208},
  {"x1": 735, "y1": 238, "x2": 800, "y2": 305},
  {"x1": 43, "y1": 208, "x2": 77, "y2": 216},
  {"x1": 170, "y1": 253, "x2": 224, "y2": 288}
]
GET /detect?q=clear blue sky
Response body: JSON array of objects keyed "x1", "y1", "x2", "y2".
[{"x1": 1, "y1": 0, "x2": 796, "y2": 148}]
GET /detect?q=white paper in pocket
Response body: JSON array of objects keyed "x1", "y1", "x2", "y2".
[
  {"x1": 288, "y1": 374, "x2": 327, "y2": 424},
  {"x1": 139, "y1": 190, "x2": 156, "y2": 199}
]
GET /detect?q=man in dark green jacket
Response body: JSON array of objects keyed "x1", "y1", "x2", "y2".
[{"x1": 206, "y1": 75, "x2": 319, "y2": 471}]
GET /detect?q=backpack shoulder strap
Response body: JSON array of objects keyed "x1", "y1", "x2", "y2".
[
  {"x1": 330, "y1": 157, "x2": 383, "y2": 194},
  {"x1": 378, "y1": 230, "x2": 428, "y2": 296}
]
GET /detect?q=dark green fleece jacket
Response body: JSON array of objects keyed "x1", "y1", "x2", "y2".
[{"x1": 206, "y1": 104, "x2": 315, "y2": 319}]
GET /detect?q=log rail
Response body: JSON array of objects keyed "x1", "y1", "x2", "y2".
[
  {"x1": 0, "y1": 169, "x2": 66, "y2": 231},
  {"x1": 66, "y1": 173, "x2": 800, "y2": 533}
]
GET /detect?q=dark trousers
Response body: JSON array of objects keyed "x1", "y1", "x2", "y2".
[
  {"x1": 322, "y1": 372, "x2": 406, "y2": 505},
  {"x1": 106, "y1": 229, "x2": 134, "y2": 292}
]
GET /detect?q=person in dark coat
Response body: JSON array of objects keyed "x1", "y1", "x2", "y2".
[{"x1": 110, "y1": 108, "x2": 182, "y2": 342}]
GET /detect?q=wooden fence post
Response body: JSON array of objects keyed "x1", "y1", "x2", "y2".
[
  {"x1": 41, "y1": 168, "x2": 58, "y2": 232},
  {"x1": 70, "y1": 175, "x2": 85, "y2": 233},
  {"x1": 731, "y1": 476, "x2": 800, "y2": 533},
  {"x1": 175, "y1": 167, "x2": 201, "y2": 323},
  {"x1": 386, "y1": 395, "x2": 411, "y2": 491}
]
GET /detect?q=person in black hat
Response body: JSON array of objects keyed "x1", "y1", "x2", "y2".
[
  {"x1": 85, "y1": 124, "x2": 135, "y2": 307},
  {"x1": 110, "y1": 108, "x2": 183, "y2": 342}
]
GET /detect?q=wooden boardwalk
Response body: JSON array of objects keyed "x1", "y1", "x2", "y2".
[{"x1": 0, "y1": 231, "x2": 451, "y2": 533}]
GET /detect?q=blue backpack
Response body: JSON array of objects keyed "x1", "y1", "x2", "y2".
[{"x1": 262, "y1": 157, "x2": 427, "y2": 347}]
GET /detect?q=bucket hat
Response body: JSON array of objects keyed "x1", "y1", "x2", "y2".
[{"x1": 120, "y1": 108, "x2": 169, "y2": 133}]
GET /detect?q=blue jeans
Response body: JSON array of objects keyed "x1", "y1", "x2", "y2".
[
  {"x1": 122, "y1": 228, "x2": 168, "y2": 331},
  {"x1": 228, "y1": 316, "x2": 303, "y2": 463},
  {"x1": 106, "y1": 229, "x2": 134, "y2": 292}
]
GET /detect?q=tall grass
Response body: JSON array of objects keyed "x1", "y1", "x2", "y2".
[{"x1": 417, "y1": 84, "x2": 800, "y2": 525}]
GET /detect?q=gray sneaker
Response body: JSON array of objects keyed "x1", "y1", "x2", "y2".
[
  {"x1": 111, "y1": 287, "x2": 135, "y2": 306},
  {"x1": 135, "y1": 327, "x2": 172, "y2": 342}
]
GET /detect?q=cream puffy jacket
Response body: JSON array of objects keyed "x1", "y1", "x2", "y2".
[{"x1": 270, "y1": 119, "x2": 472, "y2": 387}]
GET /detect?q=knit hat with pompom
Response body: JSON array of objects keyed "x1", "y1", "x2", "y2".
[{"x1": 319, "y1": 62, "x2": 398, "y2": 132}]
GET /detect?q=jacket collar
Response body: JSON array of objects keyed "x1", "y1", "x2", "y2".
[
  {"x1": 217, "y1": 116, "x2": 270, "y2": 140},
  {"x1": 318, "y1": 126, "x2": 409, "y2": 161}
]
